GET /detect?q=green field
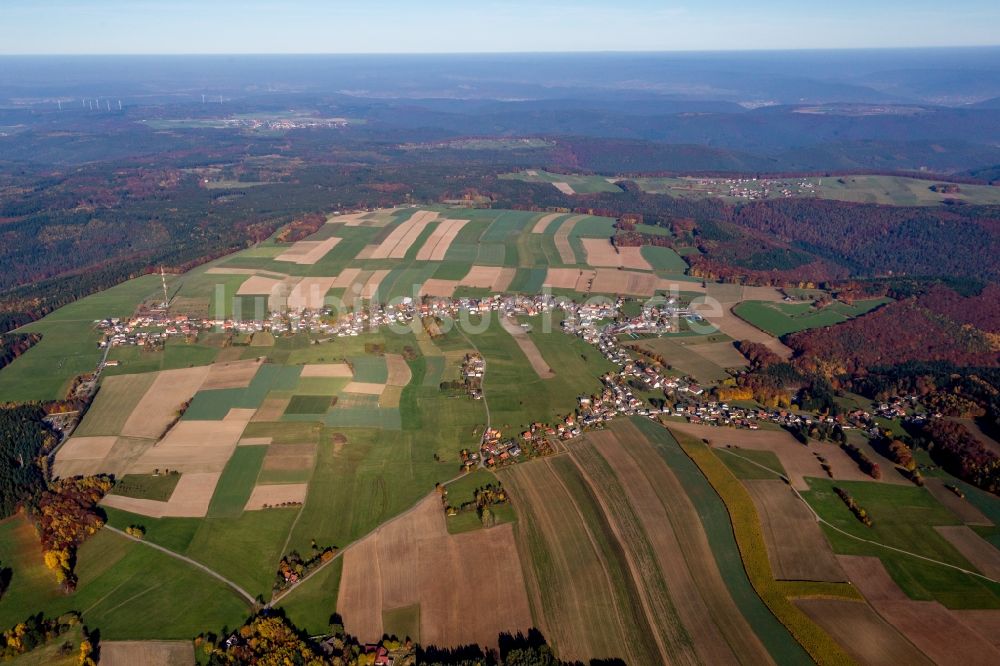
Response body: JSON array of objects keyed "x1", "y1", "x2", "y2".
[
  {"x1": 802, "y1": 478, "x2": 1000, "y2": 608},
  {"x1": 285, "y1": 394, "x2": 335, "y2": 415},
  {"x1": 734, "y1": 298, "x2": 890, "y2": 337},
  {"x1": 641, "y1": 246, "x2": 690, "y2": 272},
  {"x1": 444, "y1": 468, "x2": 515, "y2": 534},
  {"x1": 109, "y1": 473, "x2": 182, "y2": 502},
  {"x1": 631, "y1": 335, "x2": 737, "y2": 384},
  {"x1": 206, "y1": 446, "x2": 268, "y2": 518},
  {"x1": 183, "y1": 364, "x2": 300, "y2": 420},
  {"x1": 500, "y1": 170, "x2": 623, "y2": 194},
  {"x1": 0, "y1": 515, "x2": 248, "y2": 638},
  {"x1": 0, "y1": 275, "x2": 168, "y2": 401},
  {"x1": 715, "y1": 448, "x2": 787, "y2": 480},
  {"x1": 382, "y1": 603, "x2": 421, "y2": 642}
]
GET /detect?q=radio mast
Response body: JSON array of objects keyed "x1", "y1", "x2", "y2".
[{"x1": 160, "y1": 266, "x2": 170, "y2": 310}]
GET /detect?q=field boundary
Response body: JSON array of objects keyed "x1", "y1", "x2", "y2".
[
  {"x1": 675, "y1": 435, "x2": 856, "y2": 665},
  {"x1": 717, "y1": 448, "x2": 1000, "y2": 586}
]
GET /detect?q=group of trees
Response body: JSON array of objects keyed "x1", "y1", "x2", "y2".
[
  {"x1": 197, "y1": 613, "x2": 330, "y2": 665},
  {"x1": 0, "y1": 333, "x2": 42, "y2": 372},
  {"x1": 274, "y1": 543, "x2": 336, "y2": 590},
  {"x1": 833, "y1": 487, "x2": 873, "y2": 527},
  {"x1": 715, "y1": 341, "x2": 803, "y2": 407},
  {"x1": 198, "y1": 611, "x2": 593, "y2": 666},
  {"x1": 443, "y1": 482, "x2": 510, "y2": 529},
  {"x1": 731, "y1": 199, "x2": 1000, "y2": 283},
  {"x1": 840, "y1": 443, "x2": 882, "y2": 480},
  {"x1": 2, "y1": 612, "x2": 92, "y2": 663},
  {"x1": 916, "y1": 420, "x2": 1000, "y2": 495},
  {"x1": 274, "y1": 212, "x2": 327, "y2": 244},
  {"x1": 31, "y1": 475, "x2": 113, "y2": 591}
]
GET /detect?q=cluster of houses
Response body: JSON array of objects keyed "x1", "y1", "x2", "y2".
[
  {"x1": 220, "y1": 116, "x2": 349, "y2": 131},
  {"x1": 461, "y1": 353, "x2": 485, "y2": 399},
  {"x1": 97, "y1": 288, "x2": 695, "y2": 353},
  {"x1": 693, "y1": 176, "x2": 819, "y2": 200},
  {"x1": 876, "y1": 396, "x2": 916, "y2": 420},
  {"x1": 478, "y1": 427, "x2": 524, "y2": 467},
  {"x1": 96, "y1": 314, "x2": 210, "y2": 348}
]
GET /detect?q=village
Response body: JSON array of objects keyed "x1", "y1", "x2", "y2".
[
  {"x1": 689, "y1": 176, "x2": 820, "y2": 200},
  {"x1": 92, "y1": 288, "x2": 923, "y2": 474}
]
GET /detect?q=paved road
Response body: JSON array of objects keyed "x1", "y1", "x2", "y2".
[{"x1": 105, "y1": 525, "x2": 258, "y2": 606}]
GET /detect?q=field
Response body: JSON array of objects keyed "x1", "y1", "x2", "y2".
[
  {"x1": 332, "y1": 494, "x2": 532, "y2": 648},
  {"x1": 0, "y1": 205, "x2": 855, "y2": 659},
  {"x1": 802, "y1": 478, "x2": 1000, "y2": 608},
  {"x1": 0, "y1": 515, "x2": 248, "y2": 638},
  {"x1": 0, "y1": 275, "x2": 167, "y2": 401},
  {"x1": 98, "y1": 641, "x2": 195, "y2": 666},
  {"x1": 794, "y1": 598, "x2": 932, "y2": 666},
  {"x1": 734, "y1": 298, "x2": 890, "y2": 337},
  {"x1": 109, "y1": 473, "x2": 182, "y2": 502},
  {"x1": 72, "y1": 373, "x2": 157, "y2": 437},
  {"x1": 501, "y1": 418, "x2": 806, "y2": 664},
  {"x1": 743, "y1": 479, "x2": 846, "y2": 582},
  {"x1": 836, "y1": 555, "x2": 1000, "y2": 663},
  {"x1": 559, "y1": 173, "x2": 1000, "y2": 206},
  {"x1": 704, "y1": 284, "x2": 794, "y2": 358},
  {"x1": 631, "y1": 334, "x2": 742, "y2": 385},
  {"x1": 668, "y1": 420, "x2": 892, "y2": 490},
  {"x1": 500, "y1": 170, "x2": 623, "y2": 194}
]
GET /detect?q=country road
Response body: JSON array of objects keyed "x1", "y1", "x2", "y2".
[
  {"x1": 105, "y1": 525, "x2": 258, "y2": 606},
  {"x1": 457, "y1": 325, "x2": 491, "y2": 468}
]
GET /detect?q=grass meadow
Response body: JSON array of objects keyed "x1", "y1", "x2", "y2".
[{"x1": 802, "y1": 478, "x2": 1000, "y2": 609}]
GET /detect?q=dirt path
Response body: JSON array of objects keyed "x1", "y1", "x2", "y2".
[
  {"x1": 105, "y1": 525, "x2": 256, "y2": 606},
  {"x1": 715, "y1": 448, "x2": 1000, "y2": 585}
]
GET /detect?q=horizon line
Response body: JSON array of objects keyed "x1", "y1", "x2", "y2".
[{"x1": 2, "y1": 44, "x2": 1000, "y2": 57}]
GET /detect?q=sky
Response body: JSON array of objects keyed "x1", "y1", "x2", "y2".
[{"x1": 2, "y1": 0, "x2": 999, "y2": 54}]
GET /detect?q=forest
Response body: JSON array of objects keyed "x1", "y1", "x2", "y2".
[
  {"x1": 2, "y1": 136, "x2": 998, "y2": 335},
  {"x1": 787, "y1": 285, "x2": 1000, "y2": 376},
  {"x1": 0, "y1": 334, "x2": 41, "y2": 372},
  {"x1": 0, "y1": 405, "x2": 55, "y2": 518},
  {"x1": 916, "y1": 419, "x2": 1000, "y2": 495}
]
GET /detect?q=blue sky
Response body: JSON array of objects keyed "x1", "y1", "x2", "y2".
[{"x1": 2, "y1": 0, "x2": 998, "y2": 54}]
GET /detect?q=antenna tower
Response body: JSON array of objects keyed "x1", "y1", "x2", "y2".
[{"x1": 160, "y1": 266, "x2": 170, "y2": 309}]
